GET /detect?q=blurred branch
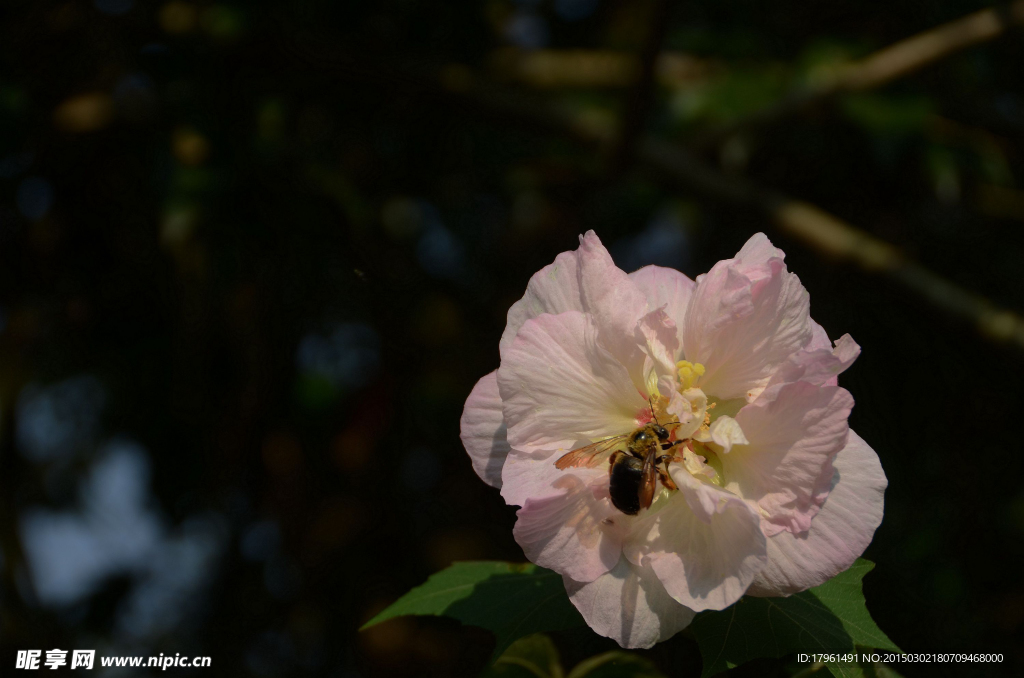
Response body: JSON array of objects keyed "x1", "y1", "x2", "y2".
[
  {"x1": 975, "y1": 183, "x2": 1024, "y2": 221},
  {"x1": 491, "y1": 49, "x2": 714, "y2": 90},
  {"x1": 698, "y1": 0, "x2": 1024, "y2": 148},
  {"x1": 641, "y1": 138, "x2": 1024, "y2": 351},
  {"x1": 454, "y1": 84, "x2": 1024, "y2": 351},
  {"x1": 928, "y1": 115, "x2": 1013, "y2": 154},
  {"x1": 278, "y1": 32, "x2": 1024, "y2": 353},
  {"x1": 608, "y1": 0, "x2": 677, "y2": 174},
  {"x1": 835, "y1": 1, "x2": 1024, "y2": 91}
]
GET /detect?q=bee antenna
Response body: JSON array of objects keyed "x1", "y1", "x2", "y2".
[{"x1": 648, "y1": 395, "x2": 661, "y2": 425}]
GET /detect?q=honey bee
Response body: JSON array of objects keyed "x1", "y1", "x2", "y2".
[{"x1": 555, "y1": 415, "x2": 685, "y2": 515}]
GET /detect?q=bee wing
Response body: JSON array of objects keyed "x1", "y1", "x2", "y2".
[
  {"x1": 638, "y1": 450, "x2": 658, "y2": 510},
  {"x1": 554, "y1": 435, "x2": 627, "y2": 469}
]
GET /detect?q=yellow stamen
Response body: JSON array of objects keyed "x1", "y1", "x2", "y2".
[{"x1": 676, "y1": 360, "x2": 705, "y2": 390}]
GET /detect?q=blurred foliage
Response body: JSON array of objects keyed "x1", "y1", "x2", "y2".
[
  {"x1": 485, "y1": 634, "x2": 667, "y2": 678},
  {"x1": 0, "y1": 0, "x2": 1023, "y2": 677}
]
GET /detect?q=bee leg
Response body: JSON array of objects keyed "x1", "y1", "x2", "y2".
[
  {"x1": 657, "y1": 465, "x2": 677, "y2": 491},
  {"x1": 654, "y1": 454, "x2": 679, "y2": 490},
  {"x1": 661, "y1": 439, "x2": 692, "y2": 465},
  {"x1": 660, "y1": 439, "x2": 684, "y2": 451}
]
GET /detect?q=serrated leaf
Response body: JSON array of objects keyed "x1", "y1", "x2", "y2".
[
  {"x1": 484, "y1": 634, "x2": 563, "y2": 678},
  {"x1": 360, "y1": 561, "x2": 584, "y2": 662},
  {"x1": 567, "y1": 651, "x2": 667, "y2": 678},
  {"x1": 692, "y1": 559, "x2": 898, "y2": 677}
]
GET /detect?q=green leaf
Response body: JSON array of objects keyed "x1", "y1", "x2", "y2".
[
  {"x1": 691, "y1": 559, "x2": 898, "y2": 677},
  {"x1": 567, "y1": 651, "x2": 667, "y2": 678},
  {"x1": 360, "y1": 561, "x2": 585, "y2": 662},
  {"x1": 484, "y1": 634, "x2": 564, "y2": 678},
  {"x1": 812, "y1": 561, "x2": 899, "y2": 652}
]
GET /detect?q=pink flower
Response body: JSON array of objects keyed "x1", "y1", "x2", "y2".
[{"x1": 460, "y1": 232, "x2": 886, "y2": 648}]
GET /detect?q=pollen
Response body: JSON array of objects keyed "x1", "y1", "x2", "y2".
[
  {"x1": 703, "y1": 401, "x2": 716, "y2": 427},
  {"x1": 676, "y1": 360, "x2": 705, "y2": 390}
]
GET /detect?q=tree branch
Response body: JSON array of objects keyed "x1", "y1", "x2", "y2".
[
  {"x1": 698, "y1": 1, "x2": 1024, "y2": 148},
  {"x1": 454, "y1": 83, "x2": 1024, "y2": 351},
  {"x1": 608, "y1": 0, "x2": 676, "y2": 175},
  {"x1": 490, "y1": 49, "x2": 714, "y2": 90},
  {"x1": 276, "y1": 33, "x2": 1024, "y2": 352},
  {"x1": 641, "y1": 136, "x2": 1024, "y2": 350}
]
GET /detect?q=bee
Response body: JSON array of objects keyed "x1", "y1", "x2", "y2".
[{"x1": 555, "y1": 415, "x2": 684, "y2": 516}]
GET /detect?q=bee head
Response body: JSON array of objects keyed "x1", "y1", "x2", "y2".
[{"x1": 653, "y1": 425, "x2": 669, "y2": 440}]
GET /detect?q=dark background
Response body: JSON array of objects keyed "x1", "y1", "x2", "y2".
[{"x1": 1, "y1": 1, "x2": 1022, "y2": 676}]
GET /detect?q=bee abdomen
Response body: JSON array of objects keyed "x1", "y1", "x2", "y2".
[{"x1": 609, "y1": 455, "x2": 644, "y2": 515}]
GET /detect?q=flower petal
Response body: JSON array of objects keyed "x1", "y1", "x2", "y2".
[
  {"x1": 682, "y1": 233, "x2": 812, "y2": 400},
  {"x1": 513, "y1": 474, "x2": 622, "y2": 582},
  {"x1": 706, "y1": 415, "x2": 748, "y2": 453},
  {"x1": 500, "y1": 446, "x2": 609, "y2": 506},
  {"x1": 499, "y1": 311, "x2": 647, "y2": 454},
  {"x1": 563, "y1": 556, "x2": 696, "y2": 649},
  {"x1": 459, "y1": 371, "x2": 510, "y2": 488},
  {"x1": 747, "y1": 430, "x2": 886, "y2": 596},
  {"x1": 636, "y1": 308, "x2": 680, "y2": 391},
  {"x1": 629, "y1": 265, "x2": 695, "y2": 351},
  {"x1": 735, "y1": 230, "x2": 786, "y2": 263},
  {"x1": 807, "y1": 320, "x2": 832, "y2": 351},
  {"x1": 627, "y1": 488, "x2": 767, "y2": 612},
  {"x1": 668, "y1": 388, "x2": 707, "y2": 441},
  {"x1": 501, "y1": 251, "x2": 582, "y2": 353},
  {"x1": 577, "y1": 231, "x2": 651, "y2": 388},
  {"x1": 768, "y1": 325, "x2": 861, "y2": 389},
  {"x1": 725, "y1": 382, "x2": 854, "y2": 536}
]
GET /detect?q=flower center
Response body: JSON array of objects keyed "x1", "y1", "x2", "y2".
[
  {"x1": 668, "y1": 360, "x2": 732, "y2": 487},
  {"x1": 676, "y1": 360, "x2": 705, "y2": 390}
]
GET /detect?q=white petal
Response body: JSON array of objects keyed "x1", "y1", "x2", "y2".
[
  {"x1": 627, "y1": 488, "x2": 767, "y2": 612},
  {"x1": 500, "y1": 447, "x2": 609, "y2": 507},
  {"x1": 668, "y1": 387, "x2": 707, "y2": 441},
  {"x1": 513, "y1": 474, "x2": 622, "y2": 582},
  {"x1": 629, "y1": 265, "x2": 695, "y2": 352},
  {"x1": 807, "y1": 320, "x2": 832, "y2": 350},
  {"x1": 725, "y1": 382, "x2": 853, "y2": 536},
  {"x1": 768, "y1": 331, "x2": 861, "y2": 389},
  {"x1": 747, "y1": 430, "x2": 886, "y2": 596},
  {"x1": 564, "y1": 556, "x2": 696, "y2": 649},
  {"x1": 736, "y1": 232, "x2": 786, "y2": 263},
  {"x1": 636, "y1": 309, "x2": 680, "y2": 392},
  {"x1": 501, "y1": 252, "x2": 582, "y2": 353},
  {"x1": 459, "y1": 371, "x2": 510, "y2": 487},
  {"x1": 498, "y1": 311, "x2": 647, "y2": 454},
  {"x1": 682, "y1": 233, "x2": 812, "y2": 401},
  {"x1": 707, "y1": 415, "x2": 748, "y2": 454},
  {"x1": 575, "y1": 232, "x2": 651, "y2": 391}
]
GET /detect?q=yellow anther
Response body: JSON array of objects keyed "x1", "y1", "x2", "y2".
[{"x1": 676, "y1": 360, "x2": 705, "y2": 390}]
